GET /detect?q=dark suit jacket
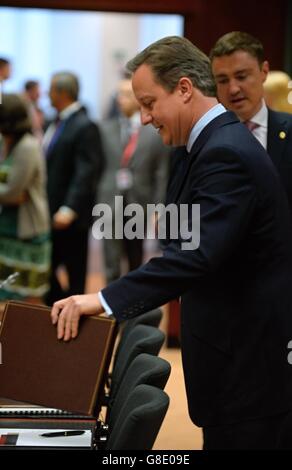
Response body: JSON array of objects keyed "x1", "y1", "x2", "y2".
[
  {"x1": 46, "y1": 108, "x2": 104, "y2": 229},
  {"x1": 102, "y1": 111, "x2": 292, "y2": 427},
  {"x1": 267, "y1": 109, "x2": 292, "y2": 216}
]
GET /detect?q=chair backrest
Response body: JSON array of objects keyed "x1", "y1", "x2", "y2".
[
  {"x1": 108, "y1": 353, "x2": 171, "y2": 427},
  {"x1": 113, "y1": 308, "x2": 163, "y2": 367},
  {"x1": 110, "y1": 324, "x2": 165, "y2": 401},
  {"x1": 106, "y1": 384, "x2": 169, "y2": 450}
]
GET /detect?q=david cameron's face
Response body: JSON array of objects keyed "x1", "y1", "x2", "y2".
[{"x1": 132, "y1": 64, "x2": 188, "y2": 147}]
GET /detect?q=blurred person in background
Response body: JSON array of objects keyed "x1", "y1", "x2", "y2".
[
  {"x1": 97, "y1": 72, "x2": 170, "y2": 283},
  {"x1": 264, "y1": 70, "x2": 292, "y2": 113},
  {"x1": 0, "y1": 58, "x2": 11, "y2": 83},
  {"x1": 23, "y1": 80, "x2": 44, "y2": 142},
  {"x1": 44, "y1": 72, "x2": 104, "y2": 305},
  {"x1": 0, "y1": 58, "x2": 12, "y2": 160},
  {"x1": 0, "y1": 94, "x2": 50, "y2": 302}
]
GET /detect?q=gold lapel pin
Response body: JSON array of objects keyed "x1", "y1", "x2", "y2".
[{"x1": 279, "y1": 131, "x2": 286, "y2": 139}]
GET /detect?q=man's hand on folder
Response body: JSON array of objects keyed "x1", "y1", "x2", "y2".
[{"x1": 51, "y1": 294, "x2": 104, "y2": 341}]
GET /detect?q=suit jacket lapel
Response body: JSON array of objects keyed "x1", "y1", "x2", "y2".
[
  {"x1": 45, "y1": 120, "x2": 66, "y2": 159},
  {"x1": 169, "y1": 111, "x2": 238, "y2": 203},
  {"x1": 166, "y1": 146, "x2": 189, "y2": 205},
  {"x1": 267, "y1": 109, "x2": 289, "y2": 168},
  {"x1": 46, "y1": 110, "x2": 79, "y2": 159}
]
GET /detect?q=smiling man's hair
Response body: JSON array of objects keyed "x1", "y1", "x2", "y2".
[{"x1": 127, "y1": 36, "x2": 216, "y2": 97}]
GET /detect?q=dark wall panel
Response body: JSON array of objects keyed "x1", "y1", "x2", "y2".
[
  {"x1": 2, "y1": 0, "x2": 288, "y2": 69},
  {"x1": 0, "y1": 0, "x2": 193, "y2": 14},
  {"x1": 184, "y1": 0, "x2": 288, "y2": 68}
]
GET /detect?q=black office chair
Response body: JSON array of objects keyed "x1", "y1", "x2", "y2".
[
  {"x1": 107, "y1": 352, "x2": 171, "y2": 427},
  {"x1": 105, "y1": 384, "x2": 170, "y2": 450},
  {"x1": 112, "y1": 308, "x2": 163, "y2": 368},
  {"x1": 109, "y1": 324, "x2": 165, "y2": 402}
]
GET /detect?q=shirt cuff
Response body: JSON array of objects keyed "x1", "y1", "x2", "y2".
[
  {"x1": 98, "y1": 291, "x2": 113, "y2": 316},
  {"x1": 59, "y1": 206, "x2": 78, "y2": 219}
]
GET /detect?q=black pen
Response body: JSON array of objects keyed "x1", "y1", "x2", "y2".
[{"x1": 40, "y1": 430, "x2": 85, "y2": 438}]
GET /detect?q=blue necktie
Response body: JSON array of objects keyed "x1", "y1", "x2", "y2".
[{"x1": 46, "y1": 117, "x2": 64, "y2": 157}]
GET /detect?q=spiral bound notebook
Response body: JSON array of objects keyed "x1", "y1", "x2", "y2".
[
  {"x1": 0, "y1": 398, "x2": 84, "y2": 419},
  {"x1": 0, "y1": 301, "x2": 117, "y2": 416}
]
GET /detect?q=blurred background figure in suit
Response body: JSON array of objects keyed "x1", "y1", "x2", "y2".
[
  {"x1": 23, "y1": 80, "x2": 44, "y2": 143},
  {"x1": 44, "y1": 72, "x2": 104, "y2": 305},
  {"x1": 0, "y1": 94, "x2": 50, "y2": 302},
  {"x1": 0, "y1": 58, "x2": 12, "y2": 160},
  {"x1": 0, "y1": 58, "x2": 11, "y2": 84},
  {"x1": 264, "y1": 70, "x2": 292, "y2": 113},
  {"x1": 97, "y1": 72, "x2": 170, "y2": 284},
  {"x1": 210, "y1": 31, "x2": 292, "y2": 217}
]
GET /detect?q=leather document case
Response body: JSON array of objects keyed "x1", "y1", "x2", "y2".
[{"x1": 0, "y1": 301, "x2": 117, "y2": 416}]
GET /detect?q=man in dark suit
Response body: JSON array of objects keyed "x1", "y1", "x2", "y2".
[
  {"x1": 51, "y1": 37, "x2": 292, "y2": 449},
  {"x1": 210, "y1": 31, "x2": 292, "y2": 215},
  {"x1": 44, "y1": 72, "x2": 103, "y2": 305}
]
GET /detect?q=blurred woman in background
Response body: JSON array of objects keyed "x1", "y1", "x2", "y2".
[{"x1": 0, "y1": 93, "x2": 50, "y2": 302}]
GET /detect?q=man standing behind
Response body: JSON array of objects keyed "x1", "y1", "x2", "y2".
[
  {"x1": 44, "y1": 72, "x2": 104, "y2": 305},
  {"x1": 23, "y1": 80, "x2": 44, "y2": 142},
  {"x1": 210, "y1": 31, "x2": 292, "y2": 214},
  {"x1": 98, "y1": 73, "x2": 169, "y2": 283}
]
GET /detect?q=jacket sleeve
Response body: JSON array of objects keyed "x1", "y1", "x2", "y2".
[{"x1": 101, "y1": 146, "x2": 257, "y2": 321}]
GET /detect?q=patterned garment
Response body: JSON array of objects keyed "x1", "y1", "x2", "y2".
[{"x1": 0, "y1": 156, "x2": 51, "y2": 300}]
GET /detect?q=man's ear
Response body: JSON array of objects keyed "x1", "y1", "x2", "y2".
[
  {"x1": 177, "y1": 77, "x2": 193, "y2": 102},
  {"x1": 261, "y1": 60, "x2": 270, "y2": 83}
]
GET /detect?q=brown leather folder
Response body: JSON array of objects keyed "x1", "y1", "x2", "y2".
[{"x1": 0, "y1": 301, "x2": 117, "y2": 416}]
